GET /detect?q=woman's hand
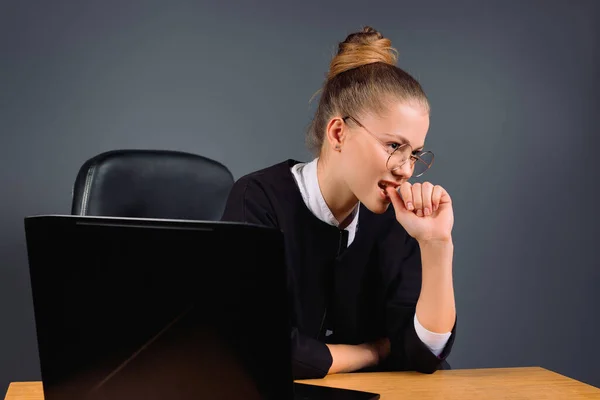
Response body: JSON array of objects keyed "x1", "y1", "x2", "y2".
[
  {"x1": 387, "y1": 183, "x2": 457, "y2": 334},
  {"x1": 386, "y1": 182, "x2": 454, "y2": 244},
  {"x1": 326, "y1": 338, "x2": 390, "y2": 374}
]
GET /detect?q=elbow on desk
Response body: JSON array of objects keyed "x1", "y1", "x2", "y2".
[
  {"x1": 292, "y1": 363, "x2": 330, "y2": 380},
  {"x1": 414, "y1": 358, "x2": 452, "y2": 374},
  {"x1": 387, "y1": 326, "x2": 455, "y2": 374},
  {"x1": 402, "y1": 315, "x2": 456, "y2": 374}
]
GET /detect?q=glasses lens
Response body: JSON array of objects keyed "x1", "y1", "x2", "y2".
[
  {"x1": 387, "y1": 145, "x2": 411, "y2": 170},
  {"x1": 412, "y1": 152, "x2": 433, "y2": 177},
  {"x1": 388, "y1": 149, "x2": 434, "y2": 176}
]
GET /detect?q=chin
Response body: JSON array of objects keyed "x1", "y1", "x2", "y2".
[{"x1": 361, "y1": 191, "x2": 392, "y2": 214}]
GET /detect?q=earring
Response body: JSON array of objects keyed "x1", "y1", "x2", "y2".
[{"x1": 334, "y1": 145, "x2": 341, "y2": 151}]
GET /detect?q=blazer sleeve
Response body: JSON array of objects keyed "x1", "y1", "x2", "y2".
[
  {"x1": 221, "y1": 176, "x2": 334, "y2": 379},
  {"x1": 378, "y1": 220, "x2": 457, "y2": 373}
]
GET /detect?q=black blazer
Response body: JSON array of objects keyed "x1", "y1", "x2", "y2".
[{"x1": 221, "y1": 159, "x2": 456, "y2": 379}]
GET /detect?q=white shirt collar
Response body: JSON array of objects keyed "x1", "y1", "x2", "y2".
[{"x1": 291, "y1": 158, "x2": 359, "y2": 246}]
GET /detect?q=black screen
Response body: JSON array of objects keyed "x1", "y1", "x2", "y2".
[{"x1": 25, "y1": 216, "x2": 293, "y2": 400}]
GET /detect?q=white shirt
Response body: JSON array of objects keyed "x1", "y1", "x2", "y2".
[{"x1": 291, "y1": 158, "x2": 451, "y2": 357}]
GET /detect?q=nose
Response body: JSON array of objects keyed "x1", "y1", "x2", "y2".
[{"x1": 391, "y1": 160, "x2": 414, "y2": 179}]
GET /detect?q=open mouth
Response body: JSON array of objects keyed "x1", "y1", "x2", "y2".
[
  {"x1": 377, "y1": 181, "x2": 399, "y2": 199},
  {"x1": 378, "y1": 181, "x2": 399, "y2": 190}
]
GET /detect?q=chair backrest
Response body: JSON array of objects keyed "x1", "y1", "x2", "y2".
[{"x1": 71, "y1": 149, "x2": 234, "y2": 221}]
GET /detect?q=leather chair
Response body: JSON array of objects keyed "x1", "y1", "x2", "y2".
[{"x1": 71, "y1": 149, "x2": 234, "y2": 221}]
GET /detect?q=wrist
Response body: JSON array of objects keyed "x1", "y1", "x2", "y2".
[
  {"x1": 326, "y1": 342, "x2": 381, "y2": 374},
  {"x1": 418, "y1": 237, "x2": 453, "y2": 249},
  {"x1": 357, "y1": 343, "x2": 380, "y2": 367},
  {"x1": 418, "y1": 238, "x2": 454, "y2": 274},
  {"x1": 360, "y1": 338, "x2": 390, "y2": 366},
  {"x1": 373, "y1": 337, "x2": 391, "y2": 362},
  {"x1": 418, "y1": 238, "x2": 454, "y2": 261}
]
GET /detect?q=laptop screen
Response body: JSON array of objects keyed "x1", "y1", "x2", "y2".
[{"x1": 25, "y1": 215, "x2": 293, "y2": 400}]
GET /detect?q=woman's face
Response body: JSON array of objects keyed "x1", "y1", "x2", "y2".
[{"x1": 338, "y1": 101, "x2": 430, "y2": 214}]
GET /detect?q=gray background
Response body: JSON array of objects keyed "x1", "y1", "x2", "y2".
[{"x1": 1, "y1": 0, "x2": 599, "y2": 393}]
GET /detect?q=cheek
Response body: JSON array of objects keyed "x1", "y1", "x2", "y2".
[
  {"x1": 358, "y1": 144, "x2": 387, "y2": 174},
  {"x1": 344, "y1": 147, "x2": 386, "y2": 191}
]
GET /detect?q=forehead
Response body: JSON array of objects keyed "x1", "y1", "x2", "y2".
[{"x1": 360, "y1": 102, "x2": 429, "y2": 147}]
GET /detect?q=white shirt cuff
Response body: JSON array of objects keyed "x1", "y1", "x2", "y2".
[{"x1": 414, "y1": 313, "x2": 452, "y2": 357}]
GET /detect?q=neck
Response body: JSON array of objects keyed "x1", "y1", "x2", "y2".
[{"x1": 316, "y1": 158, "x2": 359, "y2": 226}]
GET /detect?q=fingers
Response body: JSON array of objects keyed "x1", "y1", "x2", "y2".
[
  {"x1": 398, "y1": 182, "x2": 447, "y2": 216},
  {"x1": 385, "y1": 185, "x2": 405, "y2": 212},
  {"x1": 431, "y1": 185, "x2": 443, "y2": 213},
  {"x1": 412, "y1": 183, "x2": 423, "y2": 216},
  {"x1": 421, "y1": 182, "x2": 434, "y2": 216},
  {"x1": 399, "y1": 182, "x2": 414, "y2": 211}
]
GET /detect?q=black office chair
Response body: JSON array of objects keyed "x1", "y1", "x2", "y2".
[{"x1": 71, "y1": 149, "x2": 234, "y2": 221}]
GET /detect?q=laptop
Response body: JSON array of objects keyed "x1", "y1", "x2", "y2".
[{"x1": 24, "y1": 215, "x2": 379, "y2": 400}]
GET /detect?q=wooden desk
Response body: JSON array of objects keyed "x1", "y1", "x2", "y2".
[{"x1": 5, "y1": 367, "x2": 599, "y2": 399}]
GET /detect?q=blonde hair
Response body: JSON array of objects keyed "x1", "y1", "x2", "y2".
[{"x1": 307, "y1": 26, "x2": 430, "y2": 155}]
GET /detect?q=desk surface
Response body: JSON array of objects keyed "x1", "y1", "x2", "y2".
[{"x1": 5, "y1": 367, "x2": 599, "y2": 399}]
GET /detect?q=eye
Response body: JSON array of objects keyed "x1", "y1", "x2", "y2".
[{"x1": 388, "y1": 142, "x2": 401, "y2": 151}]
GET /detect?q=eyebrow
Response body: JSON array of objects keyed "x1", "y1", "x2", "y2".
[{"x1": 383, "y1": 133, "x2": 425, "y2": 150}]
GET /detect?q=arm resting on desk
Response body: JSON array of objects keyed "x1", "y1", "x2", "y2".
[
  {"x1": 380, "y1": 225, "x2": 457, "y2": 373},
  {"x1": 325, "y1": 337, "x2": 390, "y2": 375}
]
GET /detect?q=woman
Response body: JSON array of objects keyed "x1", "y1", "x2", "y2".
[{"x1": 221, "y1": 26, "x2": 456, "y2": 380}]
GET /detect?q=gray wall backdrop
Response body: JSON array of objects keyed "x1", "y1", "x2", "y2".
[{"x1": 1, "y1": 0, "x2": 599, "y2": 392}]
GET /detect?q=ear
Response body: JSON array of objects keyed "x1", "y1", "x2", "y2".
[{"x1": 324, "y1": 117, "x2": 346, "y2": 151}]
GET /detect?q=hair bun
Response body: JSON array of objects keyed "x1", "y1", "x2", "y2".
[
  {"x1": 342, "y1": 26, "x2": 385, "y2": 46},
  {"x1": 327, "y1": 26, "x2": 398, "y2": 81}
]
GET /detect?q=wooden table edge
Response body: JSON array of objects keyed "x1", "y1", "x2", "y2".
[{"x1": 6, "y1": 366, "x2": 600, "y2": 399}]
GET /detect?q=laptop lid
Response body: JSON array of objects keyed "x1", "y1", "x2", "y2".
[{"x1": 24, "y1": 215, "x2": 293, "y2": 400}]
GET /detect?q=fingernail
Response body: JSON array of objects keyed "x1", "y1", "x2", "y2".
[
  {"x1": 424, "y1": 207, "x2": 431, "y2": 216},
  {"x1": 417, "y1": 209, "x2": 423, "y2": 217},
  {"x1": 406, "y1": 202, "x2": 414, "y2": 211},
  {"x1": 433, "y1": 205, "x2": 438, "y2": 212}
]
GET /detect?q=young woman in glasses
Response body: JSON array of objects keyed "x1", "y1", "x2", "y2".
[{"x1": 222, "y1": 26, "x2": 456, "y2": 380}]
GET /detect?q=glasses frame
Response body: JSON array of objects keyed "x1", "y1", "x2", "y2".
[{"x1": 341, "y1": 116, "x2": 434, "y2": 178}]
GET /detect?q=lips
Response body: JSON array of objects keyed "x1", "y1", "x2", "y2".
[
  {"x1": 378, "y1": 181, "x2": 399, "y2": 201},
  {"x1": 378, "y1": 181, "x2": 400, "y2": 190}
]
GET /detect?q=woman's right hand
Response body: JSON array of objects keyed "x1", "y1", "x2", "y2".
[
  {"x1": 369, "y1": 337, "x2": 391, "y2": 364},
  {"x1": 325, "y1": 337, "x2": 391, "y2": 374}
]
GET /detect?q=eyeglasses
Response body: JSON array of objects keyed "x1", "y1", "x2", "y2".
[{"x1": 342, "y1": 116, "x2": 434, "y2": 178}]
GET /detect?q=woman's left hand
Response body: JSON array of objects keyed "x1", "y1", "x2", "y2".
[{"x1": 385, "y1": 182, "x2": 454, "y2": 243}]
